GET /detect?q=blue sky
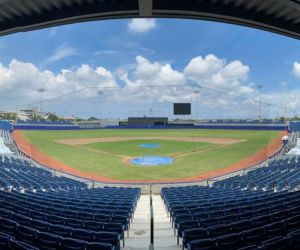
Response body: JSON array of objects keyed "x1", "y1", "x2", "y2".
[{"x1": 0, "y1": 18, "x2": 300, "y2": 119}]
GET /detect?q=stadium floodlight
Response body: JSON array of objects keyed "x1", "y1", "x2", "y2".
[
  {"x1": 97, "y1": 91, "x2": 104, "y2": 121},
  {"x1": 256, "y1": 84, "x2": 263, "y2": 120},
  {"x1": 37, "y1": 88, "x2": 45, "y2": 113},
  {"x1": 193, "y1": 90, "x2": 200, "y2": 121}
]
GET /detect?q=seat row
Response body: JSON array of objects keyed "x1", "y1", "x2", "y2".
[
  {"x1": 187, "y1": 230, "x2": 300, "y2": 250},
  {"x1": 181, "y1": 213, "x2": 300, "y2": 249},
  {"x1": 0, "y1": 216, "x2": 120, "y2": 250}
]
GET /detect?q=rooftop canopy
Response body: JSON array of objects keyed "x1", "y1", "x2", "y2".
[{"x1": 0, "y1": 0, "x2": 300, "y2": 39}]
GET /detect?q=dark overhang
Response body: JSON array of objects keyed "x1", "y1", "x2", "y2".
[{"x1": 0, "y1": 0, "x2": 300, "y2": 39}]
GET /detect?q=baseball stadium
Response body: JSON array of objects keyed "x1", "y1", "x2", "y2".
[{"x1": 0, "y1": 1, "x2": 300, "y2": 250}]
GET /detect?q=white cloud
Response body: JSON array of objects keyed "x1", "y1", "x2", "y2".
[
  {"x1": 128, "y1": 19, "x2": 156, "y2": 33},
  {"x1": 0, "y1": 54, "x2": 268, "y2": 119},
  {"x1": 94, "y1": 50, "x2": 117, "y2": 56},
  {"x1": 184, "y1": 54, "x2": 251, "y2": 95},
  {"x1": 0, "y1": 59, "x2": 117, "y2": 108},
  {"x1": 46, "y1": 45, "x2": 77, "y2": 64},
  {"x1": 292, "y1": 62, "x2": 300, "y2": 78}
]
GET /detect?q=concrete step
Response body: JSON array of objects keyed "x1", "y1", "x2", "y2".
[{"x1": 123, "y1": 194, "x2": 179, "y2": 250}]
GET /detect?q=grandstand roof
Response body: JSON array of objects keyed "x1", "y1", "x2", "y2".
[{"x1": 1, "y1": 0, "x2": 300, "y2": 39}]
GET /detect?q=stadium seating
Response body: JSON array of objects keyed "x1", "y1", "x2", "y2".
[
  {"x1": 0, "y1": 155, "x2": 140, "y2": 249},
  {"x1": 16, "y1": 120, "x2": 75, "y2": 126},
  {"x1": 162, "y1": 155, "x2": 300, "y2": 249},
  {"x1": 0, "y1": 156, "x2": 87, "y2": 191},
  {"x1": 212, "y1": 156, "x2": 300, "y2": 191}
]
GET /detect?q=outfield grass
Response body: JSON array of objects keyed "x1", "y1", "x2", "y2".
[{"x1": 21, "y1": 129, "x2": 281, "y2": 181}]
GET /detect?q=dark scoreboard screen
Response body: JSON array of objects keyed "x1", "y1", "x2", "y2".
[{"x1": 173, "y1": 103, "x2": 191, "y2": 115}]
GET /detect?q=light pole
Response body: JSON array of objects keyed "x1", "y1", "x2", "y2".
[
  {"x1": 97, "y1": 90, "x2": 104, "y2": 176},
  {"x1": 98, "y1": 91, "x2": 103, "y2": 124},
  {"x1": 37, "y1": 88, "x2": 45, "y2": 114},
  {"x1": 256, "y1": 84, "x2": 263, "y2": 120},
  {"x1": 193, "y1": 90, "x2": 200, "y2": 123}
]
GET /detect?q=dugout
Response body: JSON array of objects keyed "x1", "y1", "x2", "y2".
[{"x1": 128, "y1": 117, "x2": 168, "y2": 127}]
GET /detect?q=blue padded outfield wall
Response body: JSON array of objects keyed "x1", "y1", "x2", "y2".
[
  {"x1": 0, "y1": 121, "x2": 13, "y2": 131},
  {"x1": 11, "y1": 122, "x2": 287, "y2": 131},
  {"x1": 109, "y1": 124, "x2": 287, "y2": 131},
  {"x1": 13, "y1": 125, "x2": 80, "y2": 130}
]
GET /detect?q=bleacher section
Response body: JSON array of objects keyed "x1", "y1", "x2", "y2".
[
  {"x1": 201, "y1": 119, "x2": 284, "y2": 125},
  {"x1": 0, "y1": 120, "x2": 13, "y2": 131},
  {"x1": 161, "y1": 156, "x2": 300, "y2": 250},
  {"x1": 0, "y1": 156, "x2": 87, "y2": 191},
  {"x1": 0, "y1": 155, "x2": 140, "y2": 250},
  {"x1": 14, "y1": 120, "x2": 80, "y2": 130},
  {"x1": 212, "y1": 157, "x2": 300, "y2": 191}
]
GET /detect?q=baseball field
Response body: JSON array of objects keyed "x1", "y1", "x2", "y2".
[{"x1": 14, "y1": 129, "x2": 283, "y2": 182}]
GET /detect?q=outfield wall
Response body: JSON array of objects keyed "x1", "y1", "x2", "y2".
[
  {"x1": 12, "y1": 121, "x2": 287, "y2": 131},
  {"x1": 110, "y1": 124, "x2": 287, "y2": 130},
  {"x1": 13, "y1": 125, "x2": 80, "y2": 130}
]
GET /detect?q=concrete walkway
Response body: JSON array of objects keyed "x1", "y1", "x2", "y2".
[{"x1": 124, "y1": 194, "x2": 181, "y2": 250}]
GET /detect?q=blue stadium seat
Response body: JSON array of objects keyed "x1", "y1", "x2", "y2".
[
  {"x1": 12, "y1": 214, "x2": 31, "y2": 226},
  {"x1": 16, "y1": 225, "x2": 38, "y2": 246},
  {"x1": 94, "y1": 232, "x2": 120, "y2": 250},
  {"x1": 71, "y1": 228, "x2": 95, "y2": 241},
  {"x1": 47, "y1": 214, "x2": 65, "y2": 225},
  {"x1": 0, "y1": 217, "x2": 18, "y2": 236},
  {"x1": 94, "y1": 214, "x2": 110, "y2": 223},
  {"x1": 29, "y1": 219, "x2": 50, "y2": 232},
  {"x1": 187, "y1": 238, "x2": 217, "y2": 250},
  {"x1": 262, "y1": 221, "x2": 285, "y2": 238},
  {"x1": 65, "y1": 218, "x2": 84, "y2": 228},
  {"x1": 84, "y1": 220, "x2": 104, "y2": 231},
  {"x1": 284, "y1": 215, "x2": 300, "y2": 233},
  {"x1": 288, "y1": 229, "x2": 300, "y2": 250},
  {"x1": 0, "y1": 232, "x2": 13, "y2": 249},
  {"x1": 10, "y1": 240, "x2": 39, "y2": 250},
  {"x1": 49, "y1": 224, "x2": 72, "y2": 238},
  {"x1": 216, "y1": 233, "x2": 243, "y2": 250},
  {"x1": 36, "y1": 231, "x2": 61, "y2": 250},
  {"x1": 242, "y1": 227, "x2": 266, "y2": 246},
  {"x1": 59, "y1": 237, "x2": 87, "y2": 250},
  {"x1": 260, "y1": 236, "x2": 290, "y2": 250},
  {"x1": 207, "y1": 224, "x2": 231, "y2": 238},
  {"x1": 182, "y1": 228, "x2": 208, "y2": 249},
  {"x1": 87, "y1": 242, "x2": 115, "y2": 250}
]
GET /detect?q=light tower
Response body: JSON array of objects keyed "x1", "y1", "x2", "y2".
[
  {"x1": 98, "y1": 90, "x2": 104, "y2": 122},
  {"x1": 256, "y1": 84, "x2": 263, "y2": 120},
  {"x1": 193, "y1": 89, "x2": 200, "y2": 122},
  {"x1": 37, "y1": 88, "x2": 45, "y2": 114}
]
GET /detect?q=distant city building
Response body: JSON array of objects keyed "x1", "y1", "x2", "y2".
[{"x1": 18, "y1": 108, "x2": 38, "y2": 120}]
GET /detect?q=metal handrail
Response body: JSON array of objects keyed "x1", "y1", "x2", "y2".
[{"x1": 149, "y1": 185, "x2": 154, "y2": 249}]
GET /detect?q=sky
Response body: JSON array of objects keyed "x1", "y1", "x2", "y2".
[{"x1": 1, "y1": 18, "x2": 300, "y2": 119}]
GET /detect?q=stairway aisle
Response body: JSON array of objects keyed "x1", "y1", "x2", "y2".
[
  {"x1": 152, "y1": 194, "x2": 181, "y2": 250},
  {"x1": 123, "y1": 194, "x2": 181, "y2": 250}
]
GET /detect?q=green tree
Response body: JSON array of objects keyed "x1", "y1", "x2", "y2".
[{"x1": 48, "y1": 113, "x2": 59, "y2": 122}]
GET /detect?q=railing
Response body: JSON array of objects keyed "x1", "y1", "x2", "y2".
[{"x1": 149, "y1": 185, "x2": 154, "y2": 250}]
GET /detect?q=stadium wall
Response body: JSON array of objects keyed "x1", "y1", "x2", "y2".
[
  {"x1": 109, "y1": 124, "x2": 287, "y2": 130},
  {"x1": 12, "y1": 123, "x2": 287, "y2": 131},
  {"x1": 13, "y1": 125, "x2": 80, "y2": 130}
]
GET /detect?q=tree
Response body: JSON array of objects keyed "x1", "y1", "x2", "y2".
[
  {"x1": 87, "y1": 116, "x2": 97, "y2": 121},
  {"x1": 48, "y1": 113, "x2": 59, "y2": 122}
]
